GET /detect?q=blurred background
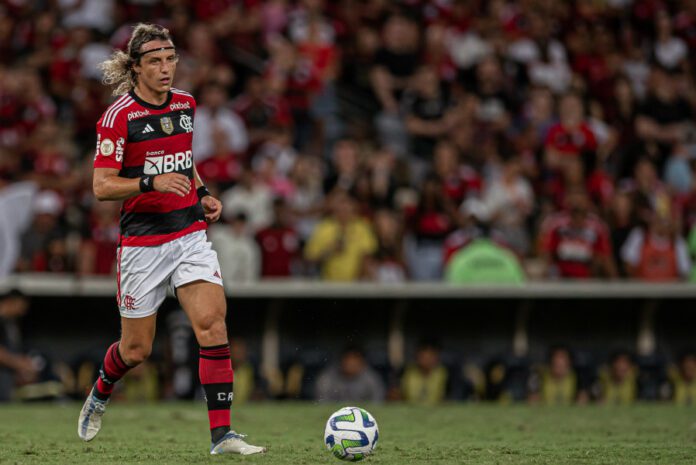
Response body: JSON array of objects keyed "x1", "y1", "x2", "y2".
[{"x1": 0, "y1": 0, "x2": 695, "y2": 406}]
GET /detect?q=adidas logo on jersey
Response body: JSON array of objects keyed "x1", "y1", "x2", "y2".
[{"x1": 142, "y1": 124, "x2": 155, "y2": 134}]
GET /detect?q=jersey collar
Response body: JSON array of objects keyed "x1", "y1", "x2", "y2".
[{"x1": 129, "y1": 89, "x2": 172, "y2": 110}]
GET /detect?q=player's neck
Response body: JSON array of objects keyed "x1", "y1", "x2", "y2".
[{"x1": 133, "y1": 85, "x2": 169, "y2": 107}]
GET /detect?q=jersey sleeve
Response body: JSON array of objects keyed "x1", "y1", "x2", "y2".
[{"x1": 93, "y1": 113, "x2": 127, "y2": 170}]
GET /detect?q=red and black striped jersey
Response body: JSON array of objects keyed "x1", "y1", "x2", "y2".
[{"x1": 93, "y1": 88, "x2": 206, "y2": 247}]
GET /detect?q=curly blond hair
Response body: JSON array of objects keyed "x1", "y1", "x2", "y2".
[{"x1": 98, "y1": 23, "x2": 173, "y2": 96}]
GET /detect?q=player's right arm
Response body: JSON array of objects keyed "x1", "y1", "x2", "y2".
[{"x1": 93, "y1": 168, "x2": 191, "y2": 201}]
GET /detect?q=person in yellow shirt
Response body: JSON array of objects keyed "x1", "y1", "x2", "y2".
[
  {"x1": 670, "y1": 351, "x2": 696, "y2": 405},
  {"x1": 401, "y1": 340, "x2": 448, "y2": 405},
  {"x1": 598, "y1": 351, "x2": 637, "y2": 405},
  {"x1": 529, "y1": 347, "x2": 580, "y2": 405},
  {"x1": 305, "y1": 190, "x2": 377, "y2": 281}
]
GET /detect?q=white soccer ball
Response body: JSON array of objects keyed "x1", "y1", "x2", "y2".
[{"x1": 324, "y1": 406, "x2": 379, "y2": 461}]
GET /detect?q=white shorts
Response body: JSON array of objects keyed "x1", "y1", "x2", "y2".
[{"x1": 117, "y1": 231, "x2": 223, "y2": 318}]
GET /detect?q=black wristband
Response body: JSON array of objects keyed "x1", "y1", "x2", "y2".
[
  {"x1": 139, "y1": 175, "x2": 155, "y2": 193},
  {"x1": 197, "y1": 186, "x2": 211, "y2": 200}
]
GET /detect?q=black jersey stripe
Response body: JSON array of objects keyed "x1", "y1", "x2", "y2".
[
  {"x1": 128, "y1": 109, "x2": 194, "y2": 143},
  {"x1": 120, "y1": 203, "x2": 205, "y2": 238}
]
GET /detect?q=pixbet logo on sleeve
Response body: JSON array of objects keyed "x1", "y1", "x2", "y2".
[{"x1": 144, "y1": 149, "x2": 193, "y2": 175}]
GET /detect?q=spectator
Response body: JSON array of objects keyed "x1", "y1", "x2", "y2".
[
  {"x1": 362, "y1": 208, "x2": 407, "y2": 283},
  {"x1": 287, "y1": 155, "x2": 324, "y2": 243},
  {"x1": 544, "y1": 92, "x2": 597, "y2": 170},
  {"x1": 653, "y1": 10, "x2": 688, "y2": 72},
  {"x1": 539, "y1": 188, "x2": 618, "y2": 279},
  {"x1": 220, "y1": 168, "x2": 273, "y2": 232},
  {"x1": 529, "y1": 346, "x2": 584, "y2": 406},
  {"x1": 209, "y1": 213, "x2": 261, "y2": 284},
  {"x1": 669, "y1": 350, "x2": 696, "y2": 405},
  {"x1": 230, "y1": 338, "x2": 259, "y2": 404},
  {"x1": 481, "y1": 153, "x2": 534, "y2": 255},
  {"x1": 315, "y1": 346, "x2": 385, "y2": 403},
  {"x1": 305, "y1": 190, "x2": 376, "y2": 281},
  {"x1": 17, "y1": 190, "x2": 70, "y2": 273},
  {"x1": 192, "y1": 82, "x2": 249, "y2": 162},
  {"x1": 255, "y1": 198, "x2": 300, "y2": 278},
  {"x1": 77, "y1": 200, "x2": 120, "y2": 275},
  {"x1": 598, "y1": 351, "x2": 637, "y2": 405},
  {"x1": 406, "y1": 174, "x2": 458, "y2": 281},
  {"x1": 401, "y1": 340, "x2": 448, "y2": 405},
  {"x1": 621, "y1": 212, "x2": 691, "y2": 281},
  {"x1": 0, "y1": 290, "x2": 38, "y2": 401},
  {"x1": 0, "y1": 180, "x2": 38, "y2": 278}
]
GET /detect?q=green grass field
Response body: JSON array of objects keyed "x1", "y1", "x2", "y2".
[{"x1": 1, "y1": 402, "x2": 695, "y2": 464}]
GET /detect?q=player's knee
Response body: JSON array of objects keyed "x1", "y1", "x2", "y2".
[
  {"x1": 120, "y1": 342, "x2": 152, "y2": 366},
  {"x1": 197, "y1": 316, "x2": 227, "y2": 346}
]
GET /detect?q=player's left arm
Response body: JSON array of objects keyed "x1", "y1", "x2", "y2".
[{"x1": 193, "y1": 164, "x2": 222, "y2": 223}]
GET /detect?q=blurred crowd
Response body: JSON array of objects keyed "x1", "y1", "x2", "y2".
[{"x1": 3, "y1": 0, "x2": 696, "y2": 282}]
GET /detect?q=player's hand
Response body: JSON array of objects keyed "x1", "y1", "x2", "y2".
[
  {"x1": 153, "y1": 173, "x2": 191, "y2": 197},
  {"x1": 201, "y1": 195, "x2": 222, "y2": 223}
]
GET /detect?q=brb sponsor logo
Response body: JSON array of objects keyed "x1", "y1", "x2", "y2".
[{"x1": 144, "y1": 149, "x2": 193, "y2": 175}]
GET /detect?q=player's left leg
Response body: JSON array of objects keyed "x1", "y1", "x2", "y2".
[{"x1": 176, "y1": 280, "x2": 266, "y2": 455}]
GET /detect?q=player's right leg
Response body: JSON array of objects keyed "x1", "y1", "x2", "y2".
[
  {"x1": 79, "y1": 243, "x2": 169, "y2": 441},
  {"x1": 78, "y1": 314, "x2": 157, "y2": 441}
]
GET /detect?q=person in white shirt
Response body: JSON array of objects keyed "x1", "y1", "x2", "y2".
[
  {"x1": 192, "y1": 82, "x2": 249, "y2": 162},
  {"x1": 209, "y1": 212, "x2": 261, "y2": 285}
]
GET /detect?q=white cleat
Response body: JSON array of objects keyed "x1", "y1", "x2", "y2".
[
  {"x1": 210, "y1": 431, "x2": 267, "y2": 455},
  {"x1": 78, "y1": 387, "x2": 108, "y2": 441}
]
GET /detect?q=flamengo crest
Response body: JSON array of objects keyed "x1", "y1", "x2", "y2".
[
  {"x1": 179, "y1": 113, "x2": 193, "y2": 133},
  {"x1": 160, "y1": 116, "x2": 174, "y2": 134}
]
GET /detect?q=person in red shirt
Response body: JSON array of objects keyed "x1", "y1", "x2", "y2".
[
  {"x1": 255, "y1": 197, "x2": 300, "y2": 277},
  {"x1": 539, "y1": 188, "x2": 617, "y2": 279},
  {"x1": 544, "y1": 92, "x2": 597, "y2": 169},
  {"x1": 78, "y1": 24, "x2": 264, "y2": 456}
]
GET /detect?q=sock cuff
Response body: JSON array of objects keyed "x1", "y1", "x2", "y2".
[{"x1": 200, "y1": 344, "x2": 230, "y2": 360}]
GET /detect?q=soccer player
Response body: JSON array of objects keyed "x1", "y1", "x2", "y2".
[{"x1": 77, "y1": 23, "x2": 265, "y2": 456}]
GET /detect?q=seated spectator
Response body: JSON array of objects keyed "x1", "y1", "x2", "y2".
[
  {"x1": 255, "y1": 198, "x2": 300, "y2": 278},
  {"x1": 529, "y1": 346, "x2": 584, "y2": 406},
  {"x1": 287, "y1": 155, "x2": 324, "y2": 243},
  {"x1": 0, "y1": 290, "x2": 38, "y2": 401},
  {"x1": 445, "y1": 231, "x2": 525, "y2": 285},
  {"x1": 621, "y1": 212, "x2": 691, "y2": 281},
  {"x1": 401, "y1": 340, "x2": 448, "y2": 405},
  {"x1": 305, "y1": 190, "x2": 376, "y2": 281},
  {"x1": 78, "y1": 200, "x2": 119, "y2": 276},
  {"x1": 539, "y1": 188, "x2": 618, "y2": 279},
  {"x1": 598, "y1": 351, "x2": 637, "y2": 405},
  {"x1": 209, "y1": 213, "x2": 261, "y2": 284},
  {"x1": 362, "y1": 208, "x2": 407, "y2": 283},
  {"x1": 315, "y1": 346, "x2": 385, "y2": 403},
  {"x1": 669, "y1": 350, "x2": 696, "y2": 405}
]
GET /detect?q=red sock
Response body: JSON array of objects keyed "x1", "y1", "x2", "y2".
[
  {"x1": 94, "y1": 342, "x2": 132, "y2": 400},
  {"x1": 199, "y1": 344, "x2": 234, "y2": 434}
]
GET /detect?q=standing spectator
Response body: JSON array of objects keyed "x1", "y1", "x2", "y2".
[
  {"x1": 544, "y1": 92, "x2": 597, "y2": 170},
  {"x1": 539, "y1": 188, "x2": 618, "y2": 279},
  {"x1": 209, "y1": 213, "x2": 261, "y2": 284},
  {"x1": 0, "y1": 180, "x2": 38, "y2": 278},
  {"x1": 255, "y1": 198, "x2": 300, "y2": 278},
  {"x1": 401, "y1": 340, "x2": 448, "y2": 405},
  {"x1": 305, "y1": 190, "x2": 376, "y2": 281},
  {"x1": 315, "y1": 346, "x2": 385, "y2": 403},
  {"x1": 653, "y1": 10, "x2": 688, "y2": 71},
  {"x1": 192, "y1": 82, "x2": 249, "y2": 162},
  {"x1": 288, "y1": 155, "x2": 324, "y2": 243},
  {"x1": 17, "y1": 190, "x2": 68, "y2": 273}
]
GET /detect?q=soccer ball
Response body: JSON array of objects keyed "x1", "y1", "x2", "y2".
[{"x1": 324, "y1": 406, "x2": 379, "y2": 461}]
